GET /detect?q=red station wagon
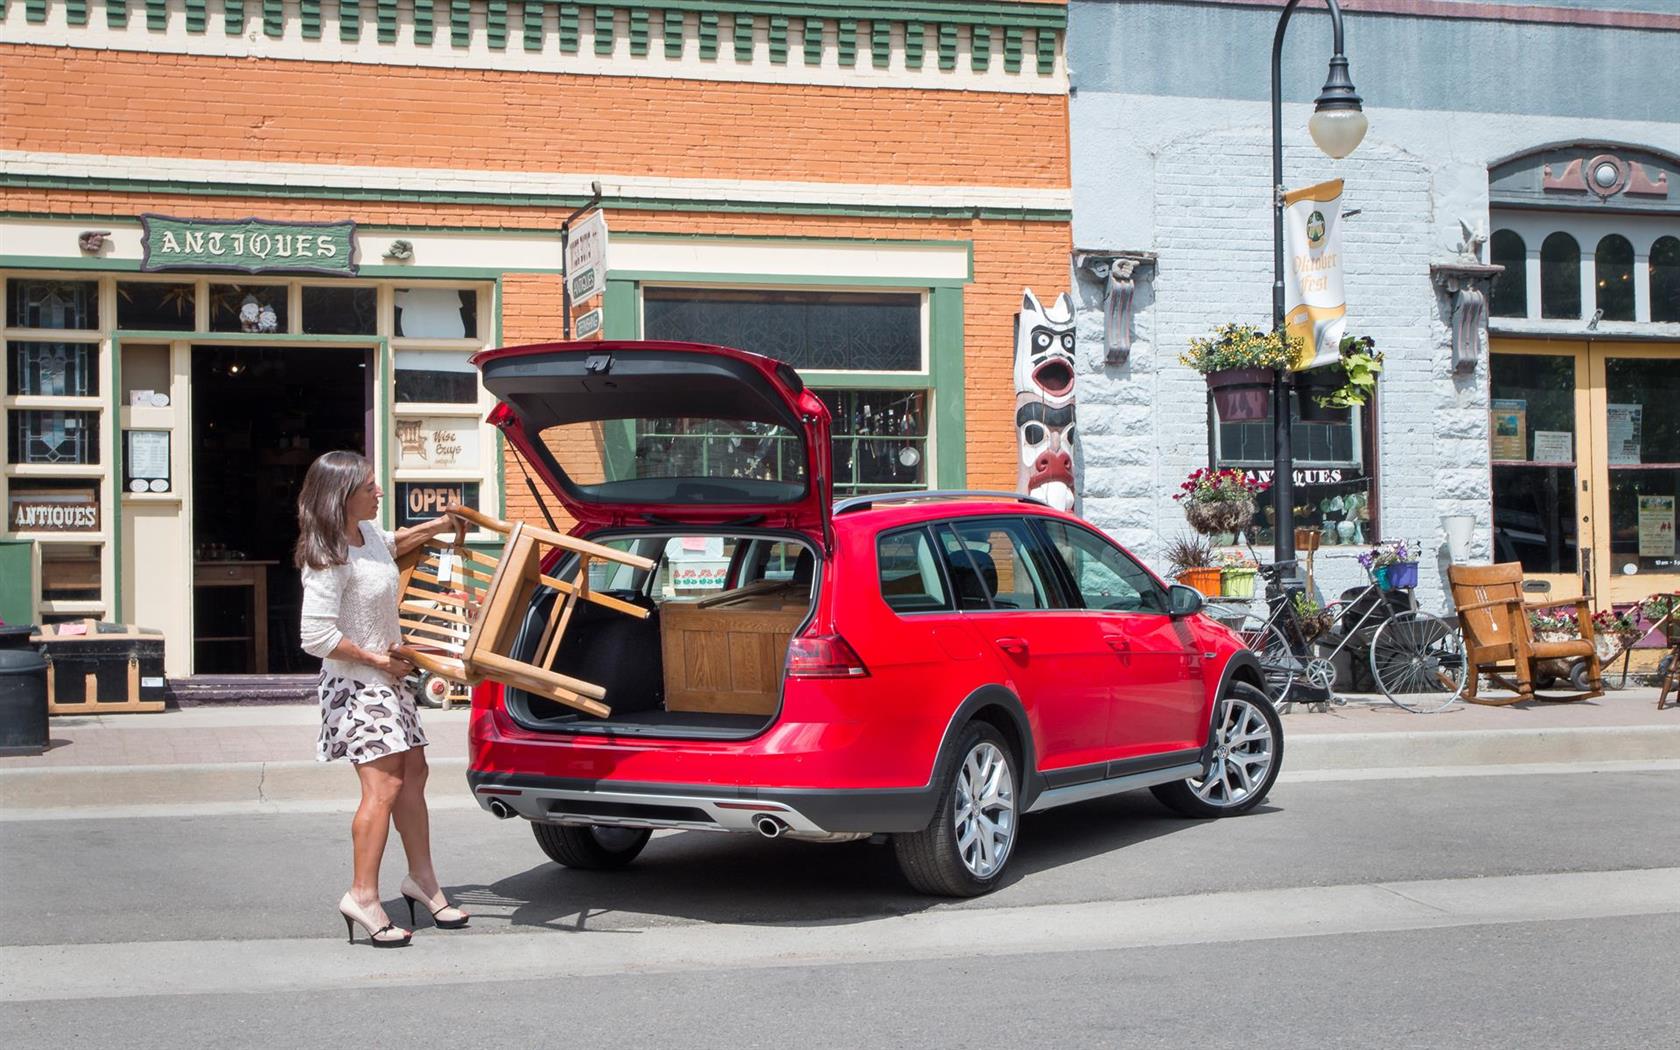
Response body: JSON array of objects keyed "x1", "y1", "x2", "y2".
[{"x1": 466, "y1": 341, "x2": 1281, "y2": 896}]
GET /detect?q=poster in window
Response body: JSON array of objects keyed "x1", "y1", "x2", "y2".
[
  {"x1": 1639, "y1": 495, "x2": 1676, "y2": 558},
  {"x1": 1606, "y1": 404, "x2": 1643, "y2": 465},
  {"x1": 395, "y1": 418, "x2": 480, "y2": 471},
  {"x1": 1532, "y1": 431, "x2": 1572, "y2": 464},
  {"x1": 1490, "y1": 399, "x2": 1527, "y2": 461}
]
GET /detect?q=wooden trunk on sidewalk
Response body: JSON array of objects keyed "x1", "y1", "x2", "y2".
[
  {"x1": 659, "y1": 584, "x2": 808, "y2": 715},
  {"x1": 32, "y1": 620, "x2": 167, "y2": 714}
]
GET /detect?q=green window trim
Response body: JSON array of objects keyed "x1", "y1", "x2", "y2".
[
  {"x1": 261, "y1": 0, "x2": 281, "y2": 36},
  {"x1": 533, "y1": 2, "x2": 554, "y2": 51},
  {"x1": 414, "y1": 0, "x2": 435, "y2": 44},
  {"x1": 1036, "y1": 26, "x2": 1056, "y2": 75},
  {"x1": 698, "y1": 10, "x2": 718, "y2": 59},
  {"x1": 486, "y1": 0, "x2": 508, "y2": 48},
  {"x1": 377, "y1": 0, "x2": 398, "y2": 42},
  {"x1": 67, "y1": 0, "x2": 90, "y2": 24},
  {"x1": 904, "y1": 22, "x2": 924, "y2": 69},
  {"x1": 339, "y1": 0, "x2": 359, "y2": 42},
  {"x1": 628, "y1": 7, "x2": 649, "y2": 56},
  {"x1": 937, "y1": 23, "x2": 957, "y2": 71},
  {"x1": 767, "y1": 14, "x2": 787, "y2": 63},
  {"x1": 870, "y1": 19, "x2": 890, "y2": 69},
  {"x1": 451, "y1": 0, "x2": 470, "y2": 47},
  {"x1": 664, "y1": 8, "x2": 684, "y2": 57},
  {"x1": 970, "y1": 24, "x2": 990, "y2": 72},
  {"x1": 104, "y1": 0, "x2": 126, "y2": 29},
  {"x1": 836, "y1": 17, "x2": 856, "y2": 67},
  {"x1": 732, "y1": 12, "x2": 753, "y2": 61},
  {"x1": 145, "y1": 0, "x2": 164, "y2": 29},
  {"x1": 803, "y1": 17, "x2": 822, "y2": 65},
  {"x1": 1004, "y1": 25, "x2": 1023, "y2": 73},
  {"x1": 594, "y1": 6, "x2": 614, "y2": 54},
  {"x1": 298, "y1": 0, "x2": 319, "y2": 39}
]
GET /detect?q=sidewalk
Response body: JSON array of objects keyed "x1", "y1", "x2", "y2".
[{"x1": 2, "y1": 693, "x2": 1676, "y2": 816}]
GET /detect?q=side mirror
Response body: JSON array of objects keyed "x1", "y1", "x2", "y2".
[{"x1": 1166, "y1": 583, "x2": 1205, "y2": 618}]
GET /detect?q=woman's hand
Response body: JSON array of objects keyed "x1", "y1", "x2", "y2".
[{"x1": 377, "y1": 650, "x2": 416, "y2": 679}]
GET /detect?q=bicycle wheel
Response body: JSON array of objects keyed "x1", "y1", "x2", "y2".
[
  {"x1": 1370, "y1": 611, "x2": 1466, "y2": 713},
  {"x1": 1232, "y1": 613, "x2": 1298, "y2": 704}
]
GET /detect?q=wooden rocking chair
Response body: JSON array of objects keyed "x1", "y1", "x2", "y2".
[
  {"x1": 392, "y1": 506, "x2": 656, "y2": 717},
  {"x1": 1447, "y1": 563, "x2": 1603, "y2": 705}
]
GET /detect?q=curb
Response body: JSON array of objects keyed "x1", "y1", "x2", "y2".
[{"x1": 4, "y1": 725, "x2": 1678, "y2": 814}]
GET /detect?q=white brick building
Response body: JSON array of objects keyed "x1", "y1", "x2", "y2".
[{"x1": 1067, "y1": 0, "x2": 1680, "y2": 623}]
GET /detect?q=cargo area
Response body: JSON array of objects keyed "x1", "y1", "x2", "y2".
[{"x1": 501, "y1": 533, "x2": 816, "y2": 738}]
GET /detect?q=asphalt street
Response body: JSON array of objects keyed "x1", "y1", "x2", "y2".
[{"x1": 3, "y1": 767, "x2": 1677, "y2": 1048}]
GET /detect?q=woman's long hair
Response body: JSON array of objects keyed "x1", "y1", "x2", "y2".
[{"x1": 295, "y1": 451, "x2": 372, "y2": 571}]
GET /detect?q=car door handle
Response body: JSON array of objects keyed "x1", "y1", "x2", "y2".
[
  {"x1": 994, "y1": 637, "x2": 1029, "y2": 655},
  {"x1": 1104, "y1": 636, "x2": 1130, "y2": 652}
]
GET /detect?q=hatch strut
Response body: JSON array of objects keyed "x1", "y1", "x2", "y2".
[{"x1": 506, "y1": 441, "x2": 561, "y2": 533}]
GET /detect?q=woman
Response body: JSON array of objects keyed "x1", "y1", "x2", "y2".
[{"x1": 296, "y1": 450, "x2": 470, "y2": 948}]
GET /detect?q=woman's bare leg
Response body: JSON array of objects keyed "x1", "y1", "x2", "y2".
[
  {"x1": 349, "y1": 752, "x2": 406, "y2": 926},
  {"x1": 391, "y1": 746, "x2": 436, "y2": 890}
]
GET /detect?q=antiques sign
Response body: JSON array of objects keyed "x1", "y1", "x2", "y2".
[
  {"x1": 140, "y1": 215, "x2": 358, "y2": 276},
  {"x1": 9, "y1": 488, "x2": 100, "y2": 532},
  {"x1": 395, "y1": 417, "x2": 479, "y2": 470}
]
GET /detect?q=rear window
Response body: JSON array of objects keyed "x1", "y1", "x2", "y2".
[
  {"x1": 538, "y1": 417, "x2": 808, "y2": 505},
  {"x1": 877, "y1": 528, "x2": 951, "y2": 613}
]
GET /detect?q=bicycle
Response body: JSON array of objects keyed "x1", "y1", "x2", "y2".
[{"x1": 1206, "y1": 548, "x2": 1468, "y2": 713}]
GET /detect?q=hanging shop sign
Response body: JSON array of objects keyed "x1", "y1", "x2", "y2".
[
  {"x1": 139, "y1": 215, "x2": 358, "y2": 276},
  {"x1": 1281, "y1": 179, "x2": 1347, "y2": 371},
  {"x1": 574, "y1": 307, "x2": 603, "y2": 339},
  {"x1": 566, "y1": 210, "x2": 608, "y2": 306},
  {"x1": 396, "y1": 482, "x2": 479, "y2": 528},
  {"x1": 395, "y1": 417, "x2": 480, "y2": 471},
  {"x1": 9, "y1": 487, "x2": 100, "y2": 532}
]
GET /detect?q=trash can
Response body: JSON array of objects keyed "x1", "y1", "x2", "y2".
[{"x1": 0, "y1": 625, "x2": 48, "y2": 756}]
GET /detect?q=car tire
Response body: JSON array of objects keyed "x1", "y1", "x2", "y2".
[
  {"x1": 1150, "y1": 681, "x2": 1282, "y2": 819},
  {"x1": 893, "y1": 722, "x2": 1019, "y2": 897},
  {"x1": 531, "y1": 823, "x2": 652, "y2": 870}
]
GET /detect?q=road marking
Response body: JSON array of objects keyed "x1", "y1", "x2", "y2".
[{"x1": 1, "y1": 867, "x2": 1674, "y2": 1002}]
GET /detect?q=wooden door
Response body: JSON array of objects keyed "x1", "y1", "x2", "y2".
[{"x1": 1584, "y1": 341, "x2": 1680, "y2": 607}]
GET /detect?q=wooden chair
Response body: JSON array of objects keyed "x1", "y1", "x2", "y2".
[
  {"x1": 392, "y1": 506, "x2": 656, "y2": 717},
  {"x1": 1651, "y1": 594, "x2": 1679, "y2": 711},
  {"x1": 1447, "y1": 563, "x2": 1603, "y2": 705}
]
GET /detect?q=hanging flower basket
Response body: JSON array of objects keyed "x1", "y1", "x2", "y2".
[
  {"x1": 1221, "y1": 566, "x2": 1258, "y2": 598},
  {"x1": 1205, "y1": 367, "x2": 1275, "y2": 422},
  {"x1": 1185, "y1": 498, "x2": 1256, "y2": 536},
  {"x1": 1294, "y1": 366, "x2": 1351, "y2": 423},
  {"x1": 1386, "y1": 561, "x2": 1419, "y2": 589}
]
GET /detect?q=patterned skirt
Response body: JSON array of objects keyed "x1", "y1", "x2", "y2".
[{"x1": 315, "y1": 673, "x2": 429, "y2": 764}]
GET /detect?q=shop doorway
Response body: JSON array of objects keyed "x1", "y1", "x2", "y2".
[
  {"x1": 191, "y1": 345, "x2": 370, "y2": 674},
  {"x1": 1490, "y1": 339, "x2": 1680, "y2": 609}
]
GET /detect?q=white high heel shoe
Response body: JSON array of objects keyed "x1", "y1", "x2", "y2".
[
  {"x1": 338, "y1": 892, "x2": 412, "y2": 948},
  {"x1": 400, "y1": 875, "x2": 469, "y2": 930}
]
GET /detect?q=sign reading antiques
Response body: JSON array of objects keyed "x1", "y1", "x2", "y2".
[
  {"x1": 139, "y1": 215, "x2": 358, "y2": 276},
  {"x1": 9, "y1": 488, "x2": 100, "y2": 532},
  {"x1": 565, "y1": 210, "x2": 608, "y2": 306}
]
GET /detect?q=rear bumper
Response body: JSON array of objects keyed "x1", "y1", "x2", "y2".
[{"x1": 467, "y1": 769, "x2": 941, "y2": 834}]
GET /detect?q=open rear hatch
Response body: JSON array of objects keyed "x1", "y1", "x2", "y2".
[{"x1": 474, "y1": 341, "x2": 832, "y2": 544}]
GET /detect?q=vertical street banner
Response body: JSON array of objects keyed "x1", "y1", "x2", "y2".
[{"x1": 1282, "y1": 178, "x2": 1347, "y2": 370}]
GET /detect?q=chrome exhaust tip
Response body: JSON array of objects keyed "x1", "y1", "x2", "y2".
[
  {"x1": 486, "y1": 798, "x2": 516, "y2": 820},
  {"x1": 753, "y1": 814, "x2": 788, "y2": 839}
]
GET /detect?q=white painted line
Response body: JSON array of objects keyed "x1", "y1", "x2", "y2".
[
  {"x1": 2, "y1": 867, "x2": 1673, "y2": 1002},
  {"x1": 1277, "y1": 758, "x2": 1680, "y2": 783}
]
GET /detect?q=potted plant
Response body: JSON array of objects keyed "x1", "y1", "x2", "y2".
[
  {"x1": 1217, "y1": 550, "x2": 1260, "y2": 599},
  {"x1": 1291, "y1": 592, "x2": 1335, "y2": 642},
  {"x1": 1180, "y1": 322, "x2": 1301, "y2": 423},
  {"x1": 1173, "y1": 467, "x2": 1269, "y2": 538},
  {"x1": 1357, "y1": 540, "x2": 1418, "y2": 590},
  {"x1": 1164, "y1": 534, "x2": 1222, "y2": 597},
  {"x1": 1297, "y1": 334, "x2": 1383, "y2": 424}
]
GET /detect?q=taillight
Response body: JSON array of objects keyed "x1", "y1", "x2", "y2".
[{"x1": 786, "y1": 634, "x2": 870, "y2": 678}]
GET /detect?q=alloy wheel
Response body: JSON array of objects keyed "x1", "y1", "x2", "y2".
[
  {"x1": 953, "y1": 741, "x2": 1016, "y2": 878},
  {"x1": 1191, "y1": 695, "x2": 1276, "y2": 808}
]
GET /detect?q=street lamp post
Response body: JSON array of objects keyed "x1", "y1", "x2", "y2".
[{"x1": 1269, "y1": 0, "x2": 1367, "y2": 571}]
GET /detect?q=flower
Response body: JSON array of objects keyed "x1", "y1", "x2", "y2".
[
  {"x1": 1173, "y1": 467, "x2": 1270, "y2": 504},
  {"x1": 1179, "y1": 322, "x2": 1304, "y2": 374},
  {"x1": 1356, "y1": 540, "x2": 1414, "y2": 571}
]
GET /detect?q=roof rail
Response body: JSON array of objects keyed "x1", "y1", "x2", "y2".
[{"x1": 832, "y1": 490, "x2": 1050, "y2": 515}]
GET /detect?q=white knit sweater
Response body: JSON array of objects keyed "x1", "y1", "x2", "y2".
[{"x1": 299, "y1": 521, "x2": 403, "y2": 685}]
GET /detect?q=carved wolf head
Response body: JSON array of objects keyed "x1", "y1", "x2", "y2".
[{"x1": 1014, "y1": 289, "x2": 1078, "y2": 512}]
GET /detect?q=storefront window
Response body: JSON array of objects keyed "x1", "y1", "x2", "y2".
[
  {"x1": 1490, "y1": 354, "x2": 1578, "y2": 573},
  {"x1": 1212, "y1": 394, "x2": 1375, "y2": 547},
  {"x1": 301, "y1": 286, "x2": 377, "y2": 335},
  {"x1": 822, "y1": 389, "x2": 930, "y2": 496},
  {"x1": 395, "y1": 288, "x2": 478, "y2": 339},
  {"x1": 39, "y1": 543, "x2": 103, "y2": 603},
  {"x1": 394, "y1": 349, "x2": 477, "y2": 404},
  {"x1": 1604, "y1": 357, "x2": 1679, "y2": 577},
  {"x1": 1594, "y1": 235, "x2": 1635, "y2": 322},
  {"x1": 116, "y1": 282, "x2": 196, "y2": 331},
  {"x1": 7, "y1": 279, "x2": 98, "y2": 330},
  {"x1": 7, "y1": 342, "x2": 98, "y2": 397},
  {"x1": 8, "y1": 409, "x2": 100, "y2": 465},
  {"x1": 1540, "y1": 232, "x2": 1582, "y2": 319},
  {"x1": 209, "y1": 284, "x2": 289, "y2": 333},
  {"x1": 643, "y1": 288, "x2": 923, "y2": 372},
  {"x1": 1652, "y1": 236, "x2": 1680, "y2": 324},
  {"x1": 1488, "y1": 230, "x2": 1527, "y2": 318}
]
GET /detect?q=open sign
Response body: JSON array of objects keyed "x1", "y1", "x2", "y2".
[{"x1": 395, "y1": 482, "x2": 479, "y2": 527}]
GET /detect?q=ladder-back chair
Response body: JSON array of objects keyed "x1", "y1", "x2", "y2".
[{"x1": 1447, "y1": 563, "x2": 1603, "y2": 704}]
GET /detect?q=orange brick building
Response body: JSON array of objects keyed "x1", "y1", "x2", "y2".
[{"x1": 0, "y1": 1, "x2": 1073, "y2": 678}]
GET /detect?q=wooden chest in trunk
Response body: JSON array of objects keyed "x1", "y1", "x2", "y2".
[{"x1": 659, "y1": 585, "x2": 808, "y2": 715}]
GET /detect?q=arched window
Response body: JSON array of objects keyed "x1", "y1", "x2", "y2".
[
  {"x1": 1653, "y1": 236, "x2": 1680, "y2": 323},
  {"x1": 1595, "y1": 234, "x2": 1635, "y2": 321},
  {"x1": 1540, "y1": 232, "x2": 1582, "y2": 319},
  {"x1": 1488, "y1": 230, "x2": 1527, "y2": 318}
]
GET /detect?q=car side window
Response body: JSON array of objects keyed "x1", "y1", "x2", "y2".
[
  {"x1": 936, "y1": 518, "x2": 1063, "y2": 611},
  {"x1": 1038, "y1": 520, "x2": 1167, "y2": 614},
  {"x1": 876, "y1": 528, "x2": 952, "y2": 613}
]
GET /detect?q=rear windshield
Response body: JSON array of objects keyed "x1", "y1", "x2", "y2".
[{"x1": 539, "y1": 417, "x2": 808, "y2": 505}]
